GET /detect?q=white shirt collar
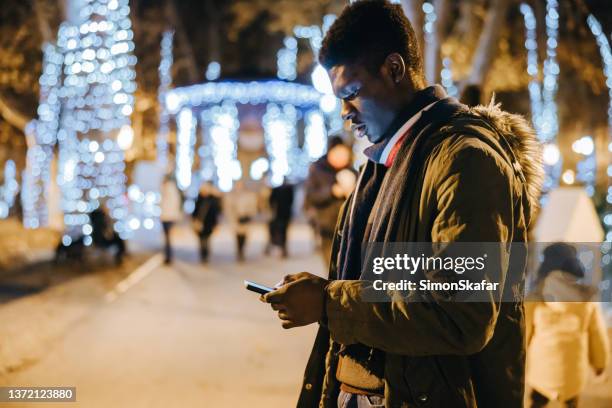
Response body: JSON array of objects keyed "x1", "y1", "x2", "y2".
[{"x1": 376, "y1": 100, "x2": 440, "y2": 165}]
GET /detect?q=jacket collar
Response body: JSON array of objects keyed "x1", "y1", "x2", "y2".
[{"x1": 364, "y1": 85, "x2": 447, "y2": 167}]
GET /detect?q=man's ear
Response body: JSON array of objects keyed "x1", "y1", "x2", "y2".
[{"x1": 384, "y1": 53, "x2": 406, "y2": 84}]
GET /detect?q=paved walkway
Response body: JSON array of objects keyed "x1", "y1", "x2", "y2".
[
  {"x1": 0, "y1": 223, "x2": 323, "y2": 407},
  {"x1": 0, "y1": 222, "x2": 610, "y2": 407}
]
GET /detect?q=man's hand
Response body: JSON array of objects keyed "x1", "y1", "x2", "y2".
[{"x1": 261, "y1": 272, "x2": 328, "y2": 329}]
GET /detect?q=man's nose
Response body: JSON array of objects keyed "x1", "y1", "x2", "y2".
[{"x1": 341, "y1": 101, "x2": 356, "y2": 122}]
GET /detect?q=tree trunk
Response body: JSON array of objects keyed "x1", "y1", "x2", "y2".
[
  {"x1": 455, "y1": 0, "x2": 480, "y2": 40},
  {"x1": 166, "y1": 0, "x2": 200, "y2": 84},
  {"x1": 465, "y1": 0, "x2": 511, "y2": 87},
  {"x1": 205, "y1": 0, "x2": 221, "y2": 63}
]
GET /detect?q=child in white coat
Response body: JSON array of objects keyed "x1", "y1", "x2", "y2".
[{"x1": 526, "y1": 243, "x2": 609, "y2": 408}]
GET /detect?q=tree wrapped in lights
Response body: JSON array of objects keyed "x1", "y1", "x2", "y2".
[
  {"x1": 572, "y1": 136, "x2": 596, "y2": 198},
  {"x1": 0, "y1": 160, "x2": 19, "y2": 219},
  {"x1": 22, "y1": 43, "x2": 64, "y2": 228},
  {"x1": 26, "y1": 0, "x2": 137, "y2": 242},
  {"x1": 520, "y1": 1, "x2": 561, "y2": 194},
  {"x1": 201, "y1": 103, "x2": 240, "y2": 192},
  {"x1": 263, "y1": 104, "x2": 298, "y2": 187},
  {"x1": 175, "y1": 108, "x2": 196, "y2": 191},
  {"x1": 586, "y1": 15, "x2": 612, "y2": 243}
]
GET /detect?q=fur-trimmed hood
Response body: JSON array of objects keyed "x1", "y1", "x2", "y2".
[{"x1": 469, "y1": 102, "x2": 544, "y2": 224}]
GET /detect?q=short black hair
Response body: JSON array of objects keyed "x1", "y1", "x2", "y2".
[{"x1": 319, "y1": 0, "x2": 423, "y2": 77}]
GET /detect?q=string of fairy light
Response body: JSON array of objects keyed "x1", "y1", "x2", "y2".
[
  {"x1": 519, "y1": 4, "x2": 544, "y2": 133},
  {"x1": 276, "y1": 37, "x2": 298, "y2": 81},
  {"x1": 0, "y1": 160, "x2": 18, "y2": 219},
  {"x1": 160, "y1": 80, "x2": 326, "y2": 191},
  {"x1": 520, "y1": 2, "x2": 608, "y2": 241},
  {"x1": 263, "y1": 104, "x2": 299, "y2": 186},
  {"x1": 201, "y1": 103, "x2": 241, "y2": 193},
  {"x1": 518, "y1": 1, "x2": 561, "y2": 194},
  {"x1": 156, "y1": 30, "x2": 174, "y2": 167}
]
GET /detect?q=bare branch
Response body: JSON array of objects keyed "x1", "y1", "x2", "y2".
[
  {"x1": 166, "y1": 0, "x2": 199, "y2": 84},
  {"x1": 32, "y1": 0, "x2": 53, "y2": 43},
  {"x1": 0, "y1": 93, "x2": 31, "y2": 132},
  {"x1": 465, "y1": 0, "x2": 511, "y2": 87}
]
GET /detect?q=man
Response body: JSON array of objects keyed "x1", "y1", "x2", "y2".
[
  {"x1": 304, "y1": 136, "x2": 356, "y2": 263},
  {"x1": 262, "y1": 1, "x2": 543, "y2": 407}
]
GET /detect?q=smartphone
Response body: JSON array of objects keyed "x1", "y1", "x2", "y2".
[{"x1": 244, "y1": 280, "x2": 274, "y2": 295}]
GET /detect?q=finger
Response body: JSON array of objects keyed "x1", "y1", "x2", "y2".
[
  {"x1": 281, "y1": 320, "x2": 300, "y2": 329},
  {"x1": 282, "y1": 274, "x2": 298, "y2": 284},
  {"x1": 294, "y1": 271, "x2": 312, "y2": 280},
  {"x1": 278, "y1": 311, "x2": 290, "y2": 320},
  {"x1": 262, "y1": 288, "x2": 284, "y2": 303},
  {"x1": 270, "y1": 302, "x2": 286, "y2": 311}
]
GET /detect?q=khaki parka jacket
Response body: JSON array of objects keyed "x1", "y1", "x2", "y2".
[{"x1": 297, "y1": 103, "x2": 543, "y2": 408}]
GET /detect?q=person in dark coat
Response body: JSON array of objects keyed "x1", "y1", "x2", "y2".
[
  {"x1": 304, "y1": 136, "x2": 356, "y2": 264},
  {"x1": 90, "y1": 207, "x2": 126, "y2": 264},
  {"x1": 192, "y1": 181, "x2": 221, "y2": 263},
  {"x1": 261, "y1": 2, "x2": 544, "y2": 408},
  {"x1": 267, "y1": 178, "x2": 294, "y2": 258}
]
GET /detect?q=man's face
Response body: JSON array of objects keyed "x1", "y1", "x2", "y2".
[{"x1": 329, "y1": 62, "x2": 398, "y2": 144}]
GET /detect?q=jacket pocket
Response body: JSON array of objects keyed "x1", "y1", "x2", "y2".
[{"x1": 399, "y1": 356, "x2": 475, "y2": 408}]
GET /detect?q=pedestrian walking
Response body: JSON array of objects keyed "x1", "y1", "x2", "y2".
[
  {"x1": 304, "y1": 136, "x2": 356, "y2": 264},
  {"x1": 268, "y1": 178, "x2": 294, "y2": 258},
  {"x1": 90, "y1": 207, "x2": 126, "y2": 264},
  {"x1": 526, "y1": 243, "x2": 610, "y2": 408},
  {"x1": 160, "y1": 173, "x2": 182, "y2": 264},
  {"x1": 192, "y1": 181, "x2": 222, "y2": 263},
  {"x1": 224, "y1": 181, "x2": 258, "y2": 262}
]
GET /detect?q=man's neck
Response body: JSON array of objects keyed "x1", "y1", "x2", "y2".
[
  {"x1": 381, "y1": 85, "x2": 445, "y2": 140},
  {"x1": 363, "y1": 85, "x2": 449, "y2": 165}
]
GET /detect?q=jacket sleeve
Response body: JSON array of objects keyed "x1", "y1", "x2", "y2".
[
  {"x1": 588, "y1": 303, "x2": 610, "y2": 374},
  {"x1": 325, "y1": 142, "x2": 514, "y2": 356}
]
